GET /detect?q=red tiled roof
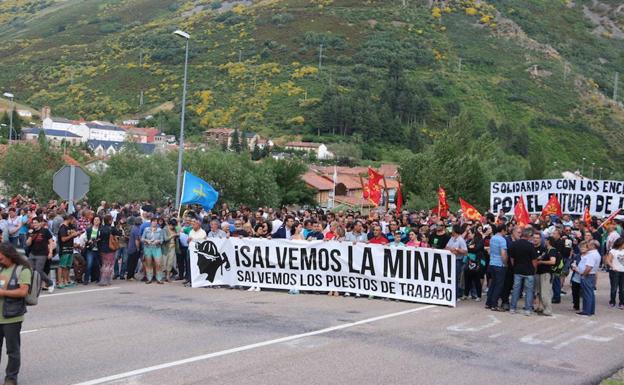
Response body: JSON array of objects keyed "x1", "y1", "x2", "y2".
[
  {"x1": 336, "y1": 174, "x2": 362, "y2": 190},
  {"x1": 62, "y1": 154, "x2": 81, "y2": 166},
  {"x1": 379, "y1": 164, "x2": 399, "y2": 177},
  {"x1": 302, "y1": 171, "x2": 334, "y2": 191}
]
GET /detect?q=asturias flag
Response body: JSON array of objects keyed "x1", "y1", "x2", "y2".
[
  {"x1": 541, "y1": 194, "x2": 563, "y2": 217},
  {"x1": 180, "y1": 171, "x2": 219, "y2": 210},
  {"x1": 395, "y1": 181, "x2": 403, "y2": 216},
  {"x1": 514, "y1": 195, "x2": 530, "y2": 227},
  {"x1": 363, "y1": 167, "x2": 383, "y2": 206},
  {"x1": 459, "y1": 198, "x2": 481, "y2": 221}
]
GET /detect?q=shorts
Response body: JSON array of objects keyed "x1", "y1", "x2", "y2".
[
  {"x1": 144, "y1": 247, "x2": 162, "y2": 259},
  {"x1": 59, "y1": 253, "x2": 74, "y2": 268}
]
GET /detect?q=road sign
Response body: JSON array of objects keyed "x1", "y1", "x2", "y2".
[{"x1": 53, "y1": 165, "x2": 90, "y2": 202}]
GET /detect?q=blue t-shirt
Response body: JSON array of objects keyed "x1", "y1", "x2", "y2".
[{"x1": 489, "y1": 234, "x2": 507, "y2": 267}]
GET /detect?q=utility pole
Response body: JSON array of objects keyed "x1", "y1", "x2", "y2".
[
  {"x1": 614, "y1": 72, "x2": 619, "y2": 101},
  {"x1": 139, "y1": 90, "x2": 144, "y2": 107},
  {"x1": 458, "y1": 57, "x2": 462, "y2": 73},
  {"x1": 318, "y1": 44, "x2": 323, "y2": 72},
  {"x1": 238, "y1": 49, "x2": 242, "y2": 62}
]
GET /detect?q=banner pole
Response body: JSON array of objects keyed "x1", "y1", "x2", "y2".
[{"x1": 178, "y1": 171, "x2": 186, "y2": 219}]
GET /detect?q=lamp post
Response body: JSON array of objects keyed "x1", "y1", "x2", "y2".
[
  {"x1": 173, "y1": 30, "x2": 190, "y2": 211},
  {"x1": 2, "y1": 92, "x2": 14, "y2": 143},
  {"x1": 599, "y1": 167, "x2": 603, "y2": 180},
  {"x1": 581, "y1": 157, "x2": 586, "y2": 176}
]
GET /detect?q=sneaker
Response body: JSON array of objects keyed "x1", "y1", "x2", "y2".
[
  {"x1": 619, "y1": 304, "x2": 624, "y2": 310},
  {"x1": 247, "y1": 287, "x2": 255, "y2": 292},
  {"x1": 344, "y1": 293, "x2": 351, "y2": 297},
  {"x1": 254, "y1": 287, "x2": 261, "y2": 292},
  {"x1": 509, "y1": 309, "x2": 517, "y2": 314},
  {"x1": 461, "y1": 295, "x2": 468, "y2": 301},
  {"x1": 145, "y1": 280, "x2": 152, "y2": 284},
  {"x1": 156, "y1": 281, "x2": 164, "y2": 285},
  {"x1": 524, "y1": 310, "x2": 532, "y2": 316},
  {"x1": 368, "y1": 295, "x2": 375, "y2": 299},
  {"x1": 609, "y1": 303, "x2": 616, "y2": 308},
  {"x1": 561, "y1": 290, "x2": 567, "y2": 295},
  {"x1": 47, "y1": 282, "x2": 55, "y2": 294},
  {"x1": 576, "y1": 312, "x2": 590, "y2": 316},
  {"x1": 475, "y1": 297, "x2": 481, "y2": 302},
  {"x1": 57, "y1": 284, "x2": 65, "y2": 289}
]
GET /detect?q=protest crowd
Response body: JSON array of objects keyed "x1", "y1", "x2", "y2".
[{"x1": 0, "y1": 190, "x2": 622, "y2": 320}]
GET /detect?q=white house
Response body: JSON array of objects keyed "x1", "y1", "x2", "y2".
[
  {"x1": 86, "y1": 123, "x2": 127, "y2": 142},
  {"x1": 42, "y1": 117, "x2": 90, "y2": 139},
  {"x1": 17, "y1": 110, "x2": 32, "y2": 119},
  {"x1": 283, "y1": 141, "x2": 334, "y2": 160},
  {"x1": 21, "y1": 128, "x2": 84, "y2": 145}
]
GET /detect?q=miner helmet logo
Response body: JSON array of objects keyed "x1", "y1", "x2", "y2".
[{"x1": 196, "y1": 240, "x2": 231, "y2": 283}]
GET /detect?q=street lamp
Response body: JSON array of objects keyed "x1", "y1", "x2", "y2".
[
  {"x1": 173, "y1": 29, "x2": 190, "y2": 211},
  {"x1": 581, "y1": 157, "x2": 586, "y2": 176},
  {"x1": 599, "y1": 167, "x2": 603, "y2": 180},
  {"x1": 2, "y1": 92, "x2": 14, "y2": 143}
]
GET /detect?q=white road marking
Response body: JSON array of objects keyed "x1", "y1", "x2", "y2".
[
  {"x1": 447, "y1": 314, "x2": 501, "y2": 332},
  {"x1": 42, "y1": 287, "x2": 120, "y2": 298},
  {"x1": 20, "y1": 328, "x2": 43, "y2": 334},
  {"x1": 72, "y1": 305, "x2": 437, "y2": 385}
]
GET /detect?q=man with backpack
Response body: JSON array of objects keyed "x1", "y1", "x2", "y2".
[
  {"x1": 535, "y1": 235, "x2": 558, "y2": 316},
  {"x1": 0, "y1": 243, "x2": 36, "y2": 385},
  {"x1": 25, "y1": 217, "x2": 54, "y2": 294}
]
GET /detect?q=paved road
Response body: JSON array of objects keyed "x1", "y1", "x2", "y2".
[{"x1": 13, "y1": 272, "x2": 624, "y2": 385}]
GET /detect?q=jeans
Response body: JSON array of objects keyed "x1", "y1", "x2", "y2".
[
  {"x1": 456, "y1": 258, "x2": 464, "y2": 294},
  {"x1": 609, "y1": 270, "x2": 624, "y2": 306},
  {"x1": 27, "y1": 255, "x2": 53, "y2": 285},
  {"x1": 177, "y1": 246, "x2": 188, "y2": 280},
  {"x1": 486, "y1": 265, "x2": 506, "y2": 308},
  {"x1": 511, "y1": 274, "x2": 535, "y2": 311},
  {"x1": 8, "y1": 237, "x2": 18, "y2": 249},
  {"x1": 581, "y1": 275, "x2": 596, "y2": 315},
  {"x1": 84, "y1": 250, "x2": 101, "y2": 284},
  {"x1": 114, "y1": 247, "x2": 128, "y2": 278},
  {"x1": 126, "y1": 251, "x2": 141, "y2": 280},
  {"x1": 572, "y1": 280, "x2": 581, "y2": 310},
  {"x1": 463, "y1": 269, "x2": 482, "y2": 298},
  {"x1": 537, "y1": 273, "x2": 553, "y2": 315},
  {"x1": 185, "y1": 247, "x2": 191, "y2": 283},
  {"x1": 552, "y1": 274, "x2": 561, "y2": 303},
  {"x1": 501, "y1": 268, "x2": 514, "y2": 306},
  {"x1": 0, "y1": 322, "x2": 21, "y2": 382}
]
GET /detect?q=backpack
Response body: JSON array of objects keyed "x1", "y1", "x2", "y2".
[
  {"x1": 550, "y1": 248, "x2": 564, "y2": 275},
  {"x1": 14, "y1": 265, "x2": 41, "y2": 306},
  {"x1": 465, "y1": 253, "x2": 482, "y2": 272},
  {"x1": 109, "y1": 232, "x2": 120, "y2": 251}
]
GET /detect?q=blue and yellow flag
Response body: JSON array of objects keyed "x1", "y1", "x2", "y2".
[{"x1": 180, "y1": 171, "x2": 219, "y2": 210}]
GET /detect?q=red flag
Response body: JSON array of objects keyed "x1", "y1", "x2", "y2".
[
  {"x1": 514, "y1": 195, "x2": 530, "y2": 227},
  {"x1": 395, "y1": 182, "x2": 403, "y2": 216},
  {"x1": 541, "y1": 194, "x2": 563, "y2": 217},
  {"x1": 600, "y1": 208, "x2": 621, "y2": 228},
  {"x1": 362, "y1": 167, "x2": 383, "y2": 206},
  {"x1": 584, "y1": 206, "x2": 592, "y2": 227},
  {"x1": 437, "y1": 187, "x2": 449, "y2": 218},
  {"x1": 459, "y1": 198, "x2": 481, "y2": 221}
]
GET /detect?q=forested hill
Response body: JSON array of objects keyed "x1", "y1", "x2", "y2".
[{"x1": 1, "y1": 0, "x2": 624, "y2": 205}]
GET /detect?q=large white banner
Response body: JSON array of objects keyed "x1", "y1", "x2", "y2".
[
  {"x1": 490, "y1": 179, "x2": 624, "y2": 216},
  {"x1": 190, "y1": 238, "x2": 456, "y2": 307}
]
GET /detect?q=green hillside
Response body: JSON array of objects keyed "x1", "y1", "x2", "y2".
[{"x1": 1, "y1": 0, "x2": 624, "y2": 204}]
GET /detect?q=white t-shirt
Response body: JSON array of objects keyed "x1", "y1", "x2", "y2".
[
  {"x1": 271, "y1": 219, "x2": 283, "y2": 234},
  {"x1": 188, "y1": 228, "x2": 207, "y2": 243},
  {"x1": 607, "y1": 231, "x2": 621, "y2": 252},
  {"x1": 578, "y1": 250, "x2": 602, "y2": 274},
  {"x1": 610, "y1": 249, "x2": 624, "y2": 272}
]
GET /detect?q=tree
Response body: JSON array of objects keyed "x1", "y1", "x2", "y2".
[
  {"x1": 90, "y1": 148, "x2": 176, "y2": 205},
  {"x1": 240, "y1": 131, "x2": 248, "y2": 152},
  {"x1": 526, "y1": 145, "x2": 546, "y2": 180},
  {"x1": 231, "y1": 129, "x2": 241, "y2": 153},
  {"x1": 262, "y1": 158, "x2": 315, "y2": 206},
  {"x1": 0, "y1": 143, "x2": 64, "y2": 200},
  {"x1": 37, "y1": 130, "x2": 48, "y2": 150},
  {"x1": 251, "y1": 143, "x2": 262, "y2": 160}
]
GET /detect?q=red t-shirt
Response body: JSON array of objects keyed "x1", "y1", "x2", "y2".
[
  {"x1": 324, "y1": 232, "x2": 336, "y2": 240},
  {"x1": 369, "y1": 236, "x2": 389, "y2": 245}
]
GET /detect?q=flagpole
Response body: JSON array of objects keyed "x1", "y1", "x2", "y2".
[
  {"x1": 332, "y1": 165, "x2": 337, "y2": 210},
  {"x1": 178, "y1": 171, "x2": 187, "y2": 219},
  {"x1": 382, "y1": 176, "x2": 389, "y2": 213}
]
